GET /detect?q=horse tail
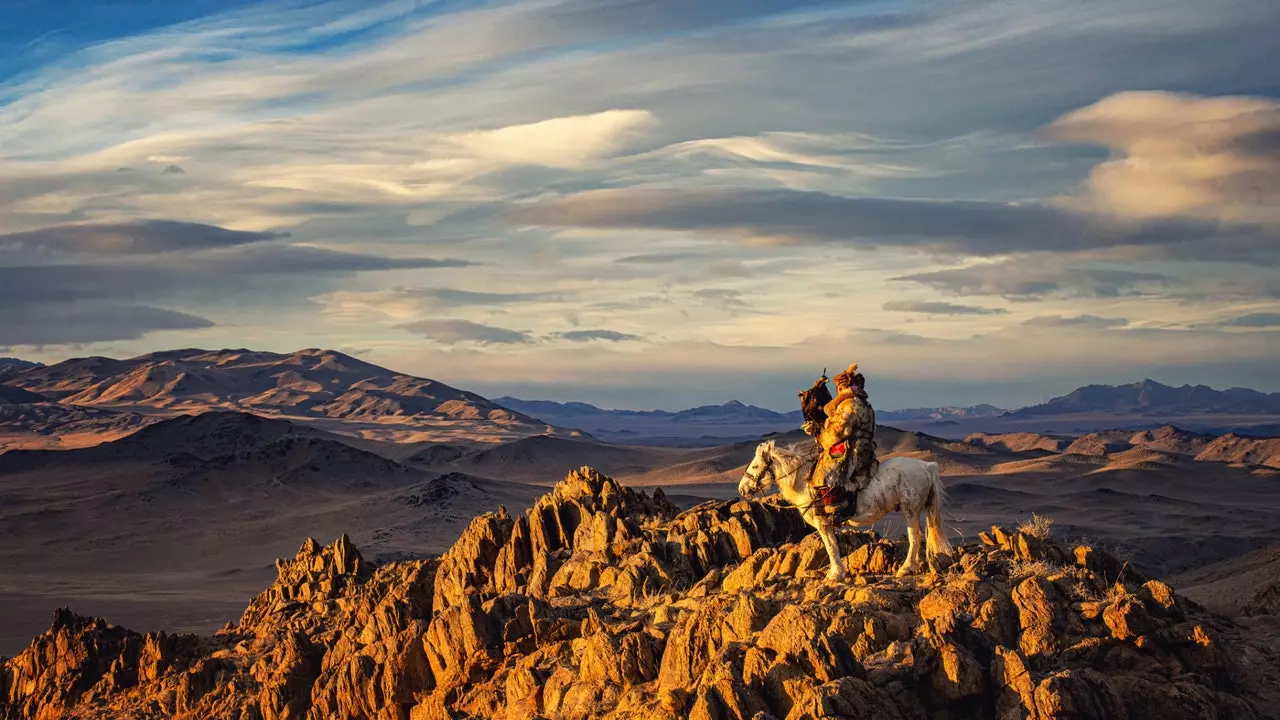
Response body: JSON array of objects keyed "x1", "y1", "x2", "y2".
[{"x1": 924, "y1": 462, "x2": 953, "y2": 559}]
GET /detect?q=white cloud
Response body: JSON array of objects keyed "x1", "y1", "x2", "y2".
[
  {"x1": 444, "y1": 110, "x2": 656, "y2": 168},
  {"x1": 1046, "y1": 91, "x2": 1280, "y2": 223}
]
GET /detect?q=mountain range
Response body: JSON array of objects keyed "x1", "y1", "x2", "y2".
[
  {"x1": 493, "y1": 397, "x2": 1012, "y2": 444},
  {"x1": 1013, "y1": 378, "x2": 1280, "y2": 417},
  {"x1": 491, "y1": 396, "x2": 802, "y2": 444},
  {"x1": 3, "y1": 349, "x2": 1280, "y2": 451},
  {"x1": 0, "y1": 348, "x2": 575, "y2": 450},
  {"x1": 0, "y1": 357, "x2": 42, "y2": 376}
]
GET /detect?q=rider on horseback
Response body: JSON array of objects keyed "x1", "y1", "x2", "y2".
[{"x1": 800, "y1": 363, "x2": 878, "y2": 516}]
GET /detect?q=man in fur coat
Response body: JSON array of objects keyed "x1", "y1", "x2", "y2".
[{"x1": 801, "y1": 363, "x2": 878, "y2": 514}]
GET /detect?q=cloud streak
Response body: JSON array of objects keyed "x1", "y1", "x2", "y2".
[
  {"x1": 1219, "y1": 312, "x2": 1280, "y2": 328},
  {"x1": 551, "y1": 329, "x2": 641, "y2": 342},
  {"x1": 893, "y1": 261, "x2": 1175, "y2": 300},
  {"x1": 512, "y1": 187, "x2": 1280, "y2": 263},
  {"x1": 395, "y1": 319, "x2": 533, "y2": 345},
  {"x1": 0, "y1": 303, "x2": 213, "y2": 348},
  {"x1": 0, "y1": 220, "x2": 283, "y2": 264},
  {"x1": 882, "y1": 300, "x2": 1008, "y2": 316}
]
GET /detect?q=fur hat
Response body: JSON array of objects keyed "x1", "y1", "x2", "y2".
[{"x1": 833, "y1": 363, "x2": 858, "y2": 388}]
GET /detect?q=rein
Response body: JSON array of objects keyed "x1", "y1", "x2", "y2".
[{"x1": 750, "y1": 448, "x2": 820, "y2": 514}]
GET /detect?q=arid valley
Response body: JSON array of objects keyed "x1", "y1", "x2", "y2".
[{"x1": 2, "y1": 349, "x2": 1278, "y2": 718}]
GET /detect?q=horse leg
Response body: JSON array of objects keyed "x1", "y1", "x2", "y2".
[
  {"x1": 897, "y1": 511, "x2": 922, "y2": 577},
  {"x1": 819, "y1": 520, "x2": 847, "y2": 581}
]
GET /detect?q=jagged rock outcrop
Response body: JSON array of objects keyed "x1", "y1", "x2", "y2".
[{"x1": 1, "y1": 466, "x2": 1269, "y2": 719}]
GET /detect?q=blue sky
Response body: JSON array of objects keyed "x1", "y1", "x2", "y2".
[
  {"x1": 1, "y1": 0, "x2": 1278, "y2": 410},
  {"x1": 1, "y1": 0, "x2": 260, "y2": 76}
]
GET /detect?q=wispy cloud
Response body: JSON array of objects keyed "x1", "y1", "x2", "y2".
[
  {"x1": 0, "y1": 220, "x2": 283, "y2": 263},
  {"x1": 1022, "y1": 314, "x2": 1129, "y2": 328},
  {"x1": 512, "y1": 186, "x2": 1280, "y2": 263},
  {"x1": 893, "y1": 261, "x2": 1175, "y2": 300},
  {"x1": 550, "y1": 329, "x2": 641, "y2": 343},
  {"x1": 395, "y1": 319, "x2": 533, "y2": 345},
  {"x1": 1219, "y1": 312, "x2": 1280, "y2": 328},
  {"x1": 882, "y1": 300, "x2": 1008, "y2": 316}
]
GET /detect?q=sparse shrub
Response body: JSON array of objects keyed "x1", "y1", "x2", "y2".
[
  {"x1": 1104, "y1": 579, "x2": 1132, "y2": 603},
  {"x1": 1017, "y1": 513, "x2": 1055, "y2": 540},
  {"x1": 1006, "y1": 558, "x2": 1075, "y2": 580},
  {"x1": 1007, "y1": 558, "x2": 1052, "y2": 579}
]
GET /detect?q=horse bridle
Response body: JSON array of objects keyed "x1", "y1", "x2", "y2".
[
  {"x1": 743, "y1": 453, "x2": 776, "y2": 494},
  {"x1": 744, "y1": 446, "x2": 822, "y2": 514}
]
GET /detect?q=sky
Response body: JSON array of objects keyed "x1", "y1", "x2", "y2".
[{"x1": 1, "y1": 0, "x2": 1278, "y2": 411}]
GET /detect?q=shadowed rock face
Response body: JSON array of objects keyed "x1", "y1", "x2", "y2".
[{"x1": 0, "y1": 467, "x2": 1270, "y2": 720}]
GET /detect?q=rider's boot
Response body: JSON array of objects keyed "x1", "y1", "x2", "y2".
[{"x1": 814, "y1": 485, "x2": 848, "y2": 516}]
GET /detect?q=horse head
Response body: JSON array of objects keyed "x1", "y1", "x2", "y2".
[{"x1": 739, "y1": 440, "x2": 777, "y2": 497}]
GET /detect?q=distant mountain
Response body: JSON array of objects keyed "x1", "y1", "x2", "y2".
[
  {"x1": 4, "y1": 348, "x2": 573, "y2": 445},
  {"x1": 879, "y1": 404, "x2": 1007, "y2": 421},
  {"x1": 1012, "y1": 379, "x2": 1280, "y2": 417},
  {"x1": 0, "y1": 357, "x2": 42, "y2": 378},
  {"x1": 492, "y1": 397, "x2": 802, "y2": 445},
  {"x1": 495, "y1": 396, "x2": 1024, "y2": 445},
  {"x1": 494, "y1": 397, "x2": 800, "y2": 423},
  {"x1": 670, "y1": 399, "x2": 799, "y2": 424}
]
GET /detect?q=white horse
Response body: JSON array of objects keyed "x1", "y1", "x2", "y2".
[{"x1": 738, "y1": 439, "x2": 952, "y2": 580}]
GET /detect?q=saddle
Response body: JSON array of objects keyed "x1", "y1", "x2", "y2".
[{"x1": 814, "y1": 485, "x2": 858, "y2": 521}]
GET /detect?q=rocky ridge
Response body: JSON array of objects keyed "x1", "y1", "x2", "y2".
[{"x1": 1, "y1": 467, "x2": 1273, "y2": 719}]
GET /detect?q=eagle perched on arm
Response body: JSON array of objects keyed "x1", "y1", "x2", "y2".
[{"x1": 799, "y1": 370, "x2": 833, "y2": 430}]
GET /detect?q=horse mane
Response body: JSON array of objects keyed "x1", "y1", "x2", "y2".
[{"x1": 771, "y1": 440, "x2": 818, "y2": 462}]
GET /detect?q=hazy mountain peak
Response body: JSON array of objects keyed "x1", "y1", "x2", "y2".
[
  {"x1": 0, "y1": 357, "x2": 43, "y2": 371},
  {"x1": 1014, "y1": 379, "x2": 1280, "y2": 417}
]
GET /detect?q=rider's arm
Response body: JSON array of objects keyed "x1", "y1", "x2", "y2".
[{"x1": 825, "y1": 398, "x2": 856, "y2": 437}]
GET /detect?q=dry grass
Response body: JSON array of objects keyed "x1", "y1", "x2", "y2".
[
  {"x1": 1008, "y1": 558, "x2": 1053, "y2": 579},
  {"x1": 1006, "y1": 558, "x2": 1074, "y2": 580},
  {"x1": 1017, "y1": 513, "x2": 1055, "y2": 540}
]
